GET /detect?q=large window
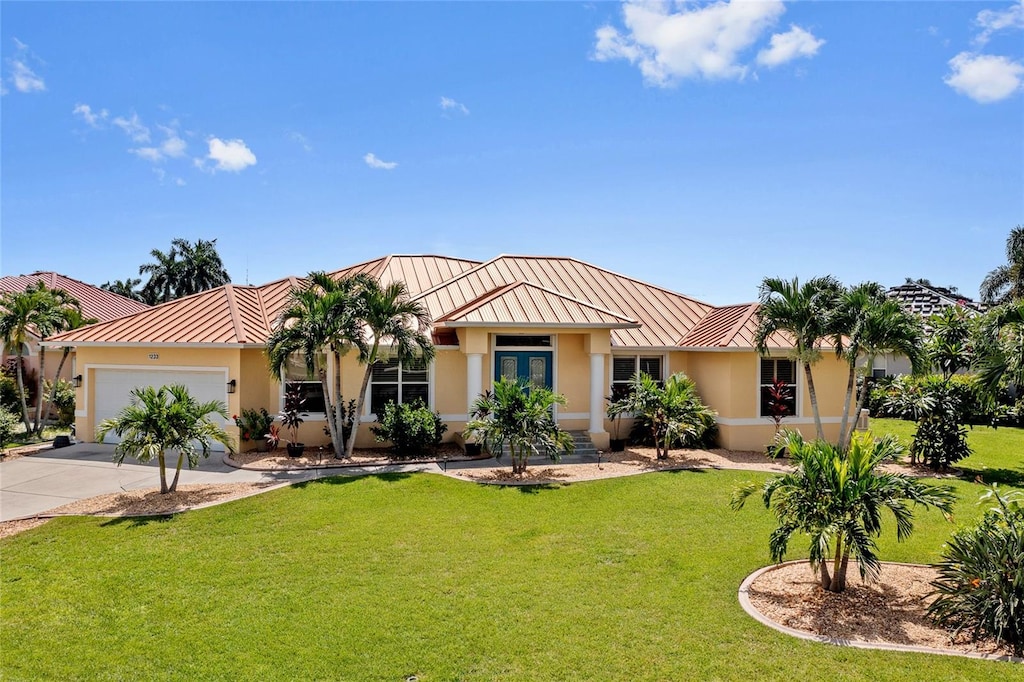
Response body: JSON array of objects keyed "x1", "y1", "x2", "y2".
[
  {"x1": 369, "y1": 357, "x2": 429, "y2": 416},
  {"x1": 284, "y1": 353, "x2": 327, "y2": 414},
  {"x1": 611, "y1": 355, "x2": 663, "y2": 400},
  {"x1": 759, "y1": 358, "x2": 797, "y2": 417}
]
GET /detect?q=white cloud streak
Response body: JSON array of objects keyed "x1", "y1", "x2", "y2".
[
  {"x1": 73, "y1": 103, "x2": 109, "y2": 128},
  {"x1": 364, "y1": 152, "x2": 398, "y2": 170},
  {"x1": 5, "y1": 38, "x2": 46, "y2": 93},
  {"x1": 112, "y1": 113, "x2": 151, "y2": 142},
  {"x1": 974, "y1": 0, "x2": 1024, "y2": 46},
  {"x1": 287, "y1": 131, "x2": 312, "y2": 152},
  {"x1": 945, "y1": 52, "x2": 1024, "y2": 103},
  {"x1": 440, "y1": 96, "x2": 470, "y2": 115},
  {"x1": 757, "y1": 25, "x2": 825, "y2": 67}
]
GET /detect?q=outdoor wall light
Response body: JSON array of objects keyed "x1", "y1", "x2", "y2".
[
  {"x1": 227, "y1": 379, "x2": 237, "y2": 394},
  {"x1": 72, "y1": 375, "x2": 83, "y2": 389}
]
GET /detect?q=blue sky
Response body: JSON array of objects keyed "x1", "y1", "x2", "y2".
[{"x1": 2, "y1": 1, "x2": 1021, "y2": 306}]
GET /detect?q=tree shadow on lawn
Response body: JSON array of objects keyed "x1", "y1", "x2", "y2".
[
  {"x1": 291, "y1": 471, "x2": 414, "y2": 488},
  {"x1": 958, "y1": 465, "x2": 1024, "y2": 488},
  {"x1": 100, "y1": 515, "x2": 176, "y2": 529}
]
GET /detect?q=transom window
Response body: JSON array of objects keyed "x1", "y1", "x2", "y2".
[
  {"x1": 284, "y1": 353, "x2": 327, "y2": 414},
  {"x1": 369, "y1": 357, "x2": 429, "y2": 416},
  {"x1": 759, "y1": 358, "x2": 797, "y2": 417},
  {"x1": 611, "y1": 355, "x2": 663, "y2": 400},
  {"x1": 494, "y1": 335, "x2": 551, "y2": 347}
]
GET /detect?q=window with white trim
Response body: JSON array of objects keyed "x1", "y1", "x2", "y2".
[
  {"x1": 759, "y1": 358, "x2": 797, "y2": 417},
  {"x1": 369, "y1": 357, "x2": 429, "y2": 416},
  {"x1": 611, "y1": 355, "x2": 663, "y2": 400},
  {"x1": 284, "y1": 353, "x2": 327, "y2": 414}
]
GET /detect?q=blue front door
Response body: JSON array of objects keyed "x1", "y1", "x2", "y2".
[{"x1": 494, "y1": 351, "x2": 553, "y2": 390}]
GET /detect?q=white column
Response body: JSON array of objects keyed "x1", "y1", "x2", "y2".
[
  {"x1": 589, "y1": 352, "x2": 606, "y2": 434},
  {"x1": 466, "y1": 353, "x2": 483, "y2": 414}
]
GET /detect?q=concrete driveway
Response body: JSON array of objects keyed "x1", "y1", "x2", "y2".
[{"x1": 0, "y1": 443, "x2": 324, "y2": 522}]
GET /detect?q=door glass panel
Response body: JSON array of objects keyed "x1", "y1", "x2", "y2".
[
  {"x1": 529, "y1": 357, "x2": 547, "y2": 389},
  {"x1": 501, "y1": 356, "x2": 517, "y2": 381}
]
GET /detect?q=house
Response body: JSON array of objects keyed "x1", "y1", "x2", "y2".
[
  {"x1": 45, "y1": 255, "x2": 853, "y2": 452},
  {"x1": 0, "y1": 272, "x2": 150, "y2": 391}
]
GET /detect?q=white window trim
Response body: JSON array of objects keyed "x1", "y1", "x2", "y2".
[
  {"x1": 280, "y1": 354, "x2": 328, "y2": 421},
  {"x1": 363, "y1": 357, "x2": 434, "y2": 422},
  {"x1": 757, "y1": 356, "x2": 801, "y2": 420},
  {"x1": 609, "y1": 352, "x2": 668, "y2": 393}
]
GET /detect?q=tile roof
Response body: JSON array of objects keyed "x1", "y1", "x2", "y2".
[
  {"x1": 435, "y1": 281, "x2": 640, "y2": 327},
  {"x1": 887, "y1": 283, "x2": 987, "y2": 318},
  {"x1": 0, "y1": 271, "x2": 149, "y2": 322}
]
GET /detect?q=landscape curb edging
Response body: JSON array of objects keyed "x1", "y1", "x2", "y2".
[
  {"x1": 222, "y1": 452, "x2": 492, "y2": 472},
  {"x1": 738, "y1": 560, "x2": 1023, "y2": 664}
]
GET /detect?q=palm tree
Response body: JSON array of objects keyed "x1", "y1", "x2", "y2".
[
  {"x1": 926, "y1": 306, "x2": 974, "y2": 380},
  {"x1": 171, "y1": 238, "x2": 230, "y2": 297},
  {"x1": 96, "y1": 384, "x2": 234, "y2": 494},
  {"x1": 26, "y1": 284, "x2": 81, "y2": 435},
  {"x1": 42, "y1": 307, "x2": 98, "y2": 429},
  {"x1": 974, "y1": 300, "x2": 1024, "y2": 398},
  {"x1": 754, "y1": 276, "x2": 843, "y2": 441},
  {"x1": 345, "y1": 280, "x2": 435, "y2": 459},
  {"x1": 0, "y1": 288, "x2": 42, "y2": 432},
  {"x1": 139, "y1": 246, "x2": 179, "y2": 304},
  {"x1": 100, "y1": 278, "x2": 145, "y2": 303},
  {"x1": 980, "y1": 225, "x2": 1024, "y2": 305},
  {"x1": 465, "y1": 377, "x2": 574, "y2": 476},
  {"x1": 622, "y1": 372, "x2": 717, "y2": 459},
  {"x1": 731, "y1": 430, "x2": 956, "y2": 593},
  {"x1": 266, "y1": 272, "x2": 370, "y2": 458}
]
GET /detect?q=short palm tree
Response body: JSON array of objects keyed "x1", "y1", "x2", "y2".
[
  {"x1": 266, "y1": 272, "x2": 370, "y2": 458},
  {"x1": 754, "y1": 276, "x2": 843, "y2": 441},
  {"x1": 732, "y1": 430, "x2": 956, "y2": 593},
  {"x1": 980, "y1": 225, "x2": 1024, "y2": 305},
  {"x1": 465, "y1": 377, "x2": 574, "y2": 476},
  {"x1": 622, "y1": 372, "x2": 716, "y2": 459},
  {"x1": 96, "y1": 384, "x2": 234, "y2": 494},
  {"x1": 27, "y1": 284, "x2": 81, "y2": 435}
]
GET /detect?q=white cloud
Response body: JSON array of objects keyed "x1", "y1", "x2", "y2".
[
  {"x1": 593, "y1": 0, "x2": 792, "y2": 86},
  {"x1": 440, "y1": 96, "x2": 469, "y2": 115},
  {"x1": 112, "y1": 113, "x2": 150, "y2": 142},
  {"x1": 756, "y1": 25, "x2": 824, "y2": 67},
  {"x1": 72, "y1": 103, "x2": 108, "y2": 128},
  {"x1": 944, "y1": 52, "x2": 1024, "y2": 102},
  {"x1": 364, "y1": 152, "x2": 398, "y2": 170},
  {"x1": 206, "y1": 137, "x2": 257, "y2": 172},
  {"x1": 174, "y1": 177, "x2": 186, "y2": 187},
  {"x1": 287, "y1": 131, "x2": 312, "y2": 152},
  {"x1": 131, "y1": 147, "x2": 164, "y2": 163},
  {"x1": 129, "y1": 126, "x2": 187, "y2": 163},
  {"x1": 5, "y1": 38, "x2": 46, "y2": 93},
  {"x1": 974, "y1": 0, "x2": 1024, "y2": 46}
]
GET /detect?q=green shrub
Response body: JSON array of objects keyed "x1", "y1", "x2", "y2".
[
  {"x1": 0, "y1": 373, "x2": 19, "y2": 412},
  {"x1": 371, "y1": 400, "x2": 447, "y2": 459},
  {"x1": 928, "y1": 487, "x2": 1024, "y2": 657},
  {"x1": 233, "y1": 408, "x2": 274, "y2": 443},
  {"x1": 43, "y1": 379, "x2": 76, "y2": 427},
  {"x1": 882, "y1": 374, "x2": 973, "y2": 469},
  {"x1": 0, "y1": 406, "x2": 18, "y2": 453}
]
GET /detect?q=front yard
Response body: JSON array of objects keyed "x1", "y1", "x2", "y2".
[{"x1": 1, "y1": 469, "x2": 1015, "y2": 680}]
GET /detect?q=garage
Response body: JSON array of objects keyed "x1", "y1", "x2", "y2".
[{"x1": 92, "y1": 368, "x2": 230, "y2": 450}]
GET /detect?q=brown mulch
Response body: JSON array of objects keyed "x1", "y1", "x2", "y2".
[
  {"x1": 230, "y1": 442, "x2": 469, "y2": 470},
  {"x1": 0, "y1": 441, "x2": 58, "y2": 462},
  {"x1": 747, "y1": 561, "x2": 1014, "y2": 658},
  {"x1": 0, "y1": 517, "x2": 52, "y2": 539}
]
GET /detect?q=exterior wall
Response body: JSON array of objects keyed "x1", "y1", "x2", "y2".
[{"x1": 556, "y1": 333, "x2": 589, "y2": 417}]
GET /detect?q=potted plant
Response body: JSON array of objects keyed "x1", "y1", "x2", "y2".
[
  {"x1": 234, "y1": 408, "x2": 274, "y2": 452},
  {"x1": 606, "y1": 394, "x2": 630, "y2": 452},
  {"x1": 278, "y1": 384, "x2": 305, "y2": 457}
]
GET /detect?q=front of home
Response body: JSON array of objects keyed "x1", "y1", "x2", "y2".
[{"x1": 45, "y1": 255, "x2": 853, "y2": 453}]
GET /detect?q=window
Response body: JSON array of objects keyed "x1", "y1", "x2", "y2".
[
  {"x1": 759, "y1": 358, "x2": 797, "y2": 417},
  {"x1": 611, "y1": 355, "x2": 663, "y2": 400},
  {"x1": 494, "y1": 335, "x2": 551, "y2": 347},
  {"x1": 369, "y1": 357, "x2": 429, "y2": 416},
  {"x1": 284, "y1": 353, "x2": 327, "y2": 413}
]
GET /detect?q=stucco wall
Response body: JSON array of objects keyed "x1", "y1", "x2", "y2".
[{"x1": 556, "y1": 334, "x2": 589, "y2": 416}]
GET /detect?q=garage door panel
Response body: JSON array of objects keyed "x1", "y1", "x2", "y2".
[{"x1": 94, "y1": 369, "x2": 228, "y2": 451}]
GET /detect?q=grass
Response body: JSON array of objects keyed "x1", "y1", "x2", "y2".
[
  {"x1": 871, "y1": 417, "x2": 1024, "y2": 486},
  {"x1": 2, "y1": 470, "x2": 1020, "y2": 680},
  {"x1": 5, "y1": 423, "x2": 71, "y2": 449}
]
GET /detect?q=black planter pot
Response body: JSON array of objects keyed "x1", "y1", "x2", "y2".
[
  {"x1": 286, "y1": 443, "x2": 306, "y2": 458},
  {"x1": 464, "y1": 443, "x2": 483, "y2": 457},
  {"x1": 609, "y1": 438, "x2": 626, "y2": 452}
]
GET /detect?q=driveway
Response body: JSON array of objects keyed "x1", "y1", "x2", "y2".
[{"x1": 0, "y1": 443, "x2": 326, "y2": 522}]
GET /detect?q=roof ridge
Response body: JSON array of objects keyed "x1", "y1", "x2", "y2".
[
  {"x1": 7, "y1": 271, "x2": 149, "y2": 309},
  {"x1": 514, "y1": 280, "x2": 638, "y2": 322},
  {"x1": 222, "y1": 285, "x2": 248, "y2": 344},
  {"x1": 435, "y1": 281, "x2": 520, "y2": 322},
  {"x1": 411, "y1": 255, "x2": 503, "y2": 301},
  {"x1": 253, "y1": 285, "x2": 274, "y2": 335},
  {"x1": 719, "y1": 303, "x2": 760, "y2": 347},
  {"x1": 436, "y1": 279, "x2": 639, "y2": 325}
]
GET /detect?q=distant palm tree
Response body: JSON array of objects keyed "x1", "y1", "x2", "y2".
[
  {"x1": 171, "y1": 238, "x2": 230, "y2": 297},
  {"x1": 139, "y1": 246, "x2": 179, "y2": 304},
  {"x1": 980, "y1": 225, "x2": 1024, "y2": 305},
  {"x1": 96, "y1": 384, "x2": 234, "y2": 494},
  {"x1": 754, "y1": 276, "x2": 843, "y2": 441},
  {"x1": 100, "y1": 277, "x2": 145, "y2": 303},
  {"x1": 974, "y1": 300, "x2": 1024, "y2": 398}
]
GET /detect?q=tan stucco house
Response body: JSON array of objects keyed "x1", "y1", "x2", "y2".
[{"x1": 45, "y1": 255, "x2": 853, "y2": 452}]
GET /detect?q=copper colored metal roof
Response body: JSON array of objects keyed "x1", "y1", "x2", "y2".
[
  {"x1": 679, "y1": 303, "x2": 793, "y2": 349},
  {"x1": 0, "y1": 271, "x2": 149, "y2": 322},
  {"x1": 329, "y1": 255, "x2": 481, "y2": 296},
  {"x1": 436, "y1": 281, "x2": 640, "y2": 328}
]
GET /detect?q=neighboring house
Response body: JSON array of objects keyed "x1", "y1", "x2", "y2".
[
  {"x1": 874, "y1": 281, "x2": 987, "y2": 377},
  {"x1": 0, "y1": 272, "x2": 150, "y2": 392},
  {"x1": 46, "y1": 255, "x2": 853, "y2": 452}
]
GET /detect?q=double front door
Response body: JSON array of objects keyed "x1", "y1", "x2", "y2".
[{"x1": 494, "y1": 351, "x2": 552, "y2": 391}]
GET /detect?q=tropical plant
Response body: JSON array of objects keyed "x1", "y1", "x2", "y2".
[
  {"x1": 100, "y1": 277, "x2": 146, "y2": 303},
  {"x1": 929, "y1": 486, "x2": 1024, "y2": 656},
  {"x1": 41, "y1": 307, "x2": 97, "y2": 433},
  {"x1": 605, "y1": 394, "x2": 631, "y2": 441},
  {"x1": 42, "y1": 379, "x2": 75, "y2": 427},
  {"x1": 266, "y1": 271, "x2": 370, "y2": 458},
  {"x1": 731, "y1": 430, "x2": 956, "y2": 593},
  {"x1": 371, "y1": 399, "x2": 447, "y2": 459},
  {"x1": 0, "y1": 371, "x2": 20, "y2": 412},
  {"x1": 882, "y1": 374, "x2": 974, "y2": 469},
  {"x1": 170, "y1": 237, "x2": 230, "y2": 297},
  {"x1": 926, "y1": 306, "x2": 975, "y2": 380},
  {"x1": 234, "y1": 408, "x2": 274, "y2": 444},
  {"x1": 0, "y1": 406, "x2": 18, "y2": 454},
  {"x1": 139, "y1": 245, "x2": 180, "y2": 304},
  {"x1": 754, "y1": 276, "x2": 844, "y2": 441},
  {"x1": 622, "y1": 372, "x2": 716, "y2": 459},
  {"x1": 980, "y1": 225, "x2": 1024, "y2": 305},
  {"x1": 764, "y1": 378, "x2": 794, "y2": 437},
  {"x1": 973, "y1": 300, "x2": 1024, "y2": 400},
  {"x1": 26, "y1": 284, "x2": 81, "y2": 435},
  {"x1": 465, "y1": 377, "x2": 574, "y2": 476},
  {"x1": 277, "y1": 384, "x2": 305, "y2": 448},
  {"x1": 95, "y1": 384, "x2": 234, "y2": 494}
]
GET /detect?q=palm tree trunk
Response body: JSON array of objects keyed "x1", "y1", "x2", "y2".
[
  {"x1": 44, "y1": 348, "x2": 72, "y2": 431},
  {"x1": 333, "y1": 350, "x2": 345, "y2": 458},
  {"x1": 169, "y1": 452, "x2": 185, "y2": 493},
  {"x1": 347, "y1": 345, "x2": 378, "y2": 459},
  {"x1": 818, "y1": 560, "x2": 832, "y2": 591},
  {"x1": 318, "y1": 367, "x2": 341, "y2": 458},
  {"x1": 33, "y1": 346, "x2": 46, "y2": 435},
  {"x1": 804, "y1": 363, "x2": 825, "y2": 441},
  {"x1": 830, "y1": 536, "x2": 845, "y2": 593},
  {"x1": 836, "y1": 363, "x2": 857, "y2": 451},
  {"x1": 158, "y1": 451, "x2": 169, "y2": 494},
  {"x1": 14, "y1": 352, "x2": 31, "y2": 433},
  {"x1": 850, "y1": 356, "x2": 875, "y2": 450},
  {"x1": 837, "y1": 549, "x2": 851, "y2": 593}
]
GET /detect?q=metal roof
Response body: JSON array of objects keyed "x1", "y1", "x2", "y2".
[
  {"x1": 678, "y1": 302, "x2": 793, "y2": 350},
  {"x1": 435, "y1": 281, "x2": 640, "y2": 328},
  {"x1": 0, "y1": 271, "x2": 149, "y2": 323}
]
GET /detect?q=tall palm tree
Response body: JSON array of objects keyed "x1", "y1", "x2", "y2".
[
  {"x1": 266, "y1": 272, "x2": 370, "y2": 457},
  {"x1": 829, "y1": 282, "x2": 886, "y2": 448},
  {"x1": 139, "y1": 246, "x2": 179, "y2": 304},
  {"x1": 27, "y1": 284, "x2": 81, "y2": 435},
  {"x1": 171, "y1": 238, "x2": 230, "y2": 296},
  {"x1": 346, "y1": 280, "x2": 435, "y2": 459},
  {"x1": 732, "y1": 430, "x2": 956, "y2": 593},
  {"x1": 0, "y1": 288, "x2": 43, "y2": 432},
  {"x1": 96, "y1": 384, "x2": 234, "y2": 494},
  {"x1": 100, "y1": 278, "x2": 145, "y2": 303},
  {"x1": 42, "y1": 307, "x2": 98, "y2": 429},
  {"x1": 753, "y1": 276, "x2": 843, "y2": 441},
  {"x1": 974, "y1": 300, "x2": 1024, "y2": 398},
  {"x1": 980, "y1": 225, "x2": 1024, "y2": 305},
  {"x1": 465, "y1": 377, "x2": 574, "y2": 476}
]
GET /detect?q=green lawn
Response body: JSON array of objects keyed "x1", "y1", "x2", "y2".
[
  {"x1": 2, "y1": 471, "x2": 1019, "y2": 680},
  {"x1": 871, "y1": 417, "x2": 1024, "y2": 486}
]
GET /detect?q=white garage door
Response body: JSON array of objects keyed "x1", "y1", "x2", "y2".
[{"x1": 93, "y1": 369, "x2": 229, "y2": 450}]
